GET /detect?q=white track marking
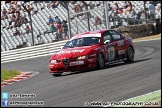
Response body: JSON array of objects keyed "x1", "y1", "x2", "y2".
[{"x1": 123, "y1": 90, "x2": 161, "y2": 102}]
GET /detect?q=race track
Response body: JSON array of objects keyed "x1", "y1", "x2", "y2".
[{"x1": 1, "y1": 39, "x2": 161, "y2": 107}]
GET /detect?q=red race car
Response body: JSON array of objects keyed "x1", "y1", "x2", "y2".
[{"x1": 49, "y1": 29, "x2": 135, "y2": 76}]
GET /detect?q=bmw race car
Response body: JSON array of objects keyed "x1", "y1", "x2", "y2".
[{"x1": 49, "y1": 29, "x2": 135, "y2": 76}]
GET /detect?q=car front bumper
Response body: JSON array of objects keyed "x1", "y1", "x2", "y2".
[{"x1": 49, "y1": 58, "x2": 97, "y2": 73}]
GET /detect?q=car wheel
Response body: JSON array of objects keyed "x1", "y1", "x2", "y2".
[
  {"x1": 52, "y1": 72, "x2": 63, "y2": 77},
  {"x1": 124, "y1": 46, "x2": 134, "y2": 63},
  {"x1": 97, "y1": 53, "x2": 105, "y2": 69}
]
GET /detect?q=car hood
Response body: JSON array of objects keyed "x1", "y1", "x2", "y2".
[{"x1": 50, "y1": 45, "x2": 100, "y2": 60}]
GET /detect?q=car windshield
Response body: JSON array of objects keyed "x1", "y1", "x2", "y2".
[{"x1": 63, "y1": 37, "x2": 100, "y2": 49}]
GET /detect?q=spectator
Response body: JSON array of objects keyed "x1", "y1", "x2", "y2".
[
  {"x1": 54, "y1": 16, "x2": 61, "y2": 23},
  {"x1": 73, "y1": 4, "x2": 83, "y2": 17},
  {"x1": 122, "y1": 1, "x2": 129, "y2": 9},
  {"x1": 7, "y1": 8, "x2": 12, "y2": 14},
  {"x1": 94, "y1": 16, "x2": 101, "y2": 25},
  {"x1": 10, "y1": 5, "x2": 16, "y2": 14},
  {"x1": 47, "y1": 1, "x2": 59, "y2": 9},
  {"x1": 13, "y1": 28, "x2": 20, "y2": 36},
  {"x1": 155, "y1": 5, "x2": 161, "y2": 11},
  {"x1": 132, "y1": 11, "x2": 138, "y2": 19},
  {"x1": 56, "y1": 21, "x2": 63, "y2": 40},
  {"x1": 124, "y1": 1, "x2": 132, "y2": 13},
  {"x1": 108, "y1": 3, "x2": 112, "y2": 11},
  {"x1": 29, "y1": 1, "x2": 35, "y2": 5},
  {"x1": 111, "y1": 2, "x2": 119, "y2": 13},
  {"x1": 21, "y1": 15, "x2": 28, "y2": 24},
  {"x1": 26, "y1": 5, "x2": 35, "y2": 14},
  {"x1": 140, "y1": 12, "x2": 146, "y2": 20},
  {"x1": 15, "y1": 17, "x2": 22, "y2": 27},
  {"x1": 26, "y1": 25, "x2": 30, "y2": 33},
  {"x1": 47, "y1": 1, "x2": 52, "y2": 8},
  {"x1": 15, "y1": 11, "x2": 20, "y2": 19},
  {"x1": 49, "y1": 24, "x2": 57, "y2": 33},
  {"x1": 9, "y1": 14, "x2": 16, "y2": 28},
  {"x1": 84, "y1": 1, "x2": 94, "y2": 9},
  {"x1": 11, "y1": 13, "x2": 17, "y2": 21},
  {"x1": 9, "y1": 21, "x2": 16, "y2": 29},
  {"x1": 81, "y1": 12, "x2": 92, "y2": 20},
  {"x1": 15, "y1": 4, "x2": 21, "y2": 12},
  {"x1": 62, "y1": 20, "x2": 68, "y2": 40},
  {"x1": 6, "y1": 2, "x2": 11, "y2": 9},
  {"x1": 81, "y1": 13, "x2": 87, "y2": 20},
  {"x1": 47, "y1": 16, "x2": 54, "y2": 25},
  {"x1": 1, "y1": 9, "x2": 8, "y2": 20},
  {"x1": 148, "y1": 1, "x2": 155, "y2": 21},
  {"x1": 24, "y1": 25, "x2": 30, "y2": 34},
  {"x1": 11, "y1": 1, "x2": 17, "y2": 5}
]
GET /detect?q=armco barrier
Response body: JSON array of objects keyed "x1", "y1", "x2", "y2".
[{"x1": 1, "y1": 40, "x2": 68, "y2": 64}]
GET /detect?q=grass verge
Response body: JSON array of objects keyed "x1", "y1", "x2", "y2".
[
  {"x1": 1, "y1": 69, "x2": 21, "y2": 82},
  {"x1": 112, "y1": 90, "x2": 161, "y2": 107}
]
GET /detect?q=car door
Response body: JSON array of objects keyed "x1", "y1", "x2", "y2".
[
  {"x1": 102, "y1": 31, "x2": 118, "y2": 62},
  {"x1": 110, "y1": 30, "x2": 125, "y2": 59}
]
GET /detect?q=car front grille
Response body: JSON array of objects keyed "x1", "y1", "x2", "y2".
[{"x1": 62, "y1": 58, "x2": 69, "y2": 66}]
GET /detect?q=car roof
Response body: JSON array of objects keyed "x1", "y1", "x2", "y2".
[
  {"x1": 70, "y1": 29, "x2": 108, "y2": 40},
  {"x1": 76, "y1": 29, "x2": 108, "y2": 35}
]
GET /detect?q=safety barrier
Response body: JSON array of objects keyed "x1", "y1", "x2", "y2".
[{"x1": 1, "y1": 40, "x2": 68, "y2": 63}]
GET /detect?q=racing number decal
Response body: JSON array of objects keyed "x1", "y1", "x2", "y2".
[{"x1": 107, "y1": 46, "x2": 115, "y2": 61}]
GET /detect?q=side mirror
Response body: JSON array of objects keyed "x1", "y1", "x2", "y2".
[
  {"x1": 104, "y1": 40, "x2": 110, "y2": 44},
  {"x1": 60, "y1": 46, "x2": 63, "y2": 49}
]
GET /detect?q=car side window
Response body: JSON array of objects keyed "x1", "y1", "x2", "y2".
[
  {"x1": 110, "y1": 30, "x2": 121, "y2": 41},
  {"x1": 103, "y1": 31, "x2": 113, "y2": 44}
]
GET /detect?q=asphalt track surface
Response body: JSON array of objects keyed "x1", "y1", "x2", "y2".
[{"x1": 1, "y1": 39, "x2": 161, "y2": 107}]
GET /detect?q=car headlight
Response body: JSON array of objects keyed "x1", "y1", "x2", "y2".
[
  {"x1": 50, "y1": 60, "x2": 61, "y2": 63},
  {"x1": 78, "y1": 56, "x2": 88, "y2": 60}
]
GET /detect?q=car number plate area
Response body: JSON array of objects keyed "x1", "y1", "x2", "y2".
[{"x1": 70, "y1": 61, "x2": 84, "y2": 66}]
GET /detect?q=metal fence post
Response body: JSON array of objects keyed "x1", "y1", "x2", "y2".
[
  {"x1": 104, "y1": 1, "x2": 109, "y2": 29},
  {"x1": 29, "y1": 14, "x2": 35, "y2": 46}
]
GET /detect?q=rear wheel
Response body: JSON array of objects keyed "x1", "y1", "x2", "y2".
[
  {"x1": 97, "y1": 53, "x2": 105, "y2": 69},
  {"x1": 52, "y1": 72, "x2": 63, "y2": 77},
  {"x1": 124, "y1": 47, "x2": 134, "y2": 63}
]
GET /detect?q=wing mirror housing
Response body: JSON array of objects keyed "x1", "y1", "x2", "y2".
[{"x1": 104, "y1": 40, "x2": 110, "y2": 45}]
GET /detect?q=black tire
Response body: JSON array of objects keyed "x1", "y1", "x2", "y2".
[
  {"x1": 97, "y1": 53, "x2": 105, "y2": 69},
  {"x1": 52, "y1": 72, "x2": 63, "y2": 77},
  {"x1": 71, "y1": 70, "x2": 76, "y2": 72},
  {"x1": 124, "y1": 46, "x2": 134, "y2": 63}
]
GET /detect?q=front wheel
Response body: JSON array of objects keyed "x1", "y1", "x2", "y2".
[
  {"x1": 124, "y1": 46, "x2": 134, "y2": 63},
  {"x1": 97, "y1": 53, "x2": 105, "y2": 69},
  {"x1": 52, "y1": 72, "x2": 63, "y2": 77}
]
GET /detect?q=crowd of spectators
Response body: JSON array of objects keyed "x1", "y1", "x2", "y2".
[
  {"x1": 1, "y1": 1, "x2": 31, "y2": 35},
  {"x1": 1, "y1": 1, "x2": 60, "y2": 36},
  {"x1": 47, "y1": 15, "x2": 68, "y2": 40},
  {"x1": 1, "y1": 1, "x2": 161, "y2": 42},
  {"x1": 107, "y1": 1, "x2": 133, "y2": 16}
]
